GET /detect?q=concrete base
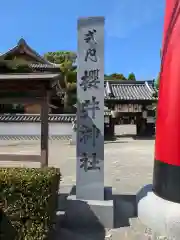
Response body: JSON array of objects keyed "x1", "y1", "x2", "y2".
[
  {"x1": 66, "y1": 195, "x2": 114, "y2": 228},
  {"x1": 137, "y1": 184, "x2": 180, "y2": 239},
  {"x1": 58, "y1": 186, "x2": 114, "y2": 229}
]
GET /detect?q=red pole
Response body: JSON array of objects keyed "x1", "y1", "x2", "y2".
[{"x1": 153, "y1": 0, "x2": 180, "y2": 203}]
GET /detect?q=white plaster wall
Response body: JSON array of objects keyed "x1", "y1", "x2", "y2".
[{"x1": 0, "y1": 122, "x2": 73, "y2": 136}]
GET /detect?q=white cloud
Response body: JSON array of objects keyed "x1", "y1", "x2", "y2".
[{"x1": 106, "y1": 0, "x2": 164, "y2": 38}]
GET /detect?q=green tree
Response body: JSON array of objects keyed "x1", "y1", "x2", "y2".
[
  {"x1": 155, "y1": 74, "x2": 160, "y2": 90},
  {"x1": 60, "y1": 59, "x2": 76, "y2": 111},
  {"x1": 44, "y1": 51, "x2": 76, "y2": 65},
  {"x1": 152, "y1": 49, "x2": 161, "y2": 114},
  {"x1": 155, "y1": 48, "x2": 162, "y2": 90},
  {"x1": 104, "y1": 73, "x2": 126, "y2": 80},
  {"x1": 44, "y1": 51, "x2": 77, "y2": 83},
  {"x1": 127, "y1": 72, "x2": 136, "y2": 81},
  {"x1": 44, "y1": 51, "x2": 77, "y2": 112},
  {"x1": 153, "y1": 49, "x2": 161, "y2": 96}
]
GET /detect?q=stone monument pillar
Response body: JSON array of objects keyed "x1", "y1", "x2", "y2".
[
  {"x1": 76, "y1": 16, "x2": 104, "y2": 201},
  {"x1": 65, "y1": 17, "x2": 113, "y2": 229}
]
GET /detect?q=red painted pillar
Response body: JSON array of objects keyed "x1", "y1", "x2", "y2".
[{"x1": 153, "y1": 0, "x2": 180, "y2": 203}]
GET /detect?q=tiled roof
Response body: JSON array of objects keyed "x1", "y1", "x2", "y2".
[
  {"x1": 0, "y1": 114, "x2": 76, "y2": 123},
  {"x1": 104, "y1": 80, "x2": 156, "y2": 101},
  {"x1": 0, "y1": 73, "x2": 60, "y2": 80},
  {"x1": 2, "y1": 38, "x2": 54, "y2": 65},
  {"x1": 0, "y1": 112, "x2": 111, "y2": 123}
]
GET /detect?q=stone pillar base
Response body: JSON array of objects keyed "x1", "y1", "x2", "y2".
[
  {"x1": 57, "y1": 185, "x2": 114, "y2": 228},
  {"x1": 137, "y1": 184, "x2": 180, "y2": 239}
]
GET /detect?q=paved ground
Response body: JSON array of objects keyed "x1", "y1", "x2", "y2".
[{"x1": 0, "y1": 125, "x2": 165, "y2": 239}]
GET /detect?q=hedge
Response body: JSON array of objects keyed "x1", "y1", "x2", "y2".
[{"x1": 0, "y1": 167, "x2": 60, "y2": 240}]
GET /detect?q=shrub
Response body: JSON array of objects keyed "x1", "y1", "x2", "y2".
[{"x1": 0, "y1": 167, "x2": 60, "y2": 240}]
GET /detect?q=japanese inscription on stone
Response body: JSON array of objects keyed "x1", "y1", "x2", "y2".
[
  {"x1": 84, "y1": 29, "x2": 97, "y2": 62},
  {"x1": 77, "y1": 17, "x2": 105, "y2": 200},
  {"x1": 80, "y1": 69, "x2": 100, "y2": 91},
  {"x1": 79, "y1": 124, "x2": 100, "y2": 146},
  {"x1": 80, "y1": 96, "x2": 100, "y2": 119},
  {"x1": 80, "y1": 152, "x2": 100, "y2": 172}
]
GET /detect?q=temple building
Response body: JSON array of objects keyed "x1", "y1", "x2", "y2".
[
  {"x1": 104, "y1": 80, "x2": 156, "y2": 135},
  {"x1": 0, "y1": 38, "x2": 64, "y2": 114},
  {"x1": 104, "y1": 80, "x2": 156, "y2": 122}
]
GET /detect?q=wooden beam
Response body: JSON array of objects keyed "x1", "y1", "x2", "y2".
[{"x1": 40, "y1": 91, "x2": 49, "y2": 167}]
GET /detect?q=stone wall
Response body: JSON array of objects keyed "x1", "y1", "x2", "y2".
[
  {"x1": 0, "y1": 122, "x2": 73, "y2": 137},
  {"x1": 0, "y1": 112, "x2": 112, "y2": 140}
]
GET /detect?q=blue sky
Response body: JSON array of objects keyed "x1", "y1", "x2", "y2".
[{"x1": 0, "y1": 0, "x2": 165, "y2": 80}]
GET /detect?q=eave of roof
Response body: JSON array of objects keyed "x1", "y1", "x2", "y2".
[{"x1": 1, "y1": 38, "x2": 58, "y2": 66}]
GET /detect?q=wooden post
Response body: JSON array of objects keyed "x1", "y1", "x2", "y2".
[{"x1": 40, "y1": 91, "x2": 49, "y2": 167}]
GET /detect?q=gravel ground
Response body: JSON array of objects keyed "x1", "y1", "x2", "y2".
[{"x1": 0, "y1": 125, "x2": 166, "y2": 239}]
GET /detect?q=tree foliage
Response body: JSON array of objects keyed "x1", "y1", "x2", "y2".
[
  {"x1": 155, "y1": 73, "x2": 160, "y2": 90},
  {"x1": 127, "y1": 72, "x2": 136, "y2": 81},
  {"x1": 44, "y1": 51, "x2": 77, "y2": 112},
  {"x1": 104, "y1": 73, "x2": 126, "y2": 80},
  {"x1": 153, "y1": 49, "x2": 161, "y2": 97},
  {"x1": 153, "y1": 74, "x2": 160, "y2": 99},
  {"x1": 44, "y1": 51, "x2": 77, "y2": 83},
  {"x1": 44, "y1": 51, "x2": 76, "y2": 65}
]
